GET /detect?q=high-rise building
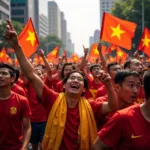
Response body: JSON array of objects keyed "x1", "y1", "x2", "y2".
[
  {"x1": 99, "y1": 0, "x2": 116, "y2": 28},
  {"x1": 89, "y1": 36, "x2": 94, "y2": 47},
  {"x1": 94, "y1": 29, "x2": 100, "y2": 43},
  {"x1": 11, "y1": 0, "x2": 39, "y2": 34},
  {"x1": 61, "y1": 12, "x2": 67, "y2": 50},
  {"x1": 39, "y1": 14, "x2": 48, "y2": 37},
  {"x1": 0, "y1": 0, "x2": 10, "y2": 22},
  {"x1": 48, "y1": 1, "x2": 61, "y2": 39}
]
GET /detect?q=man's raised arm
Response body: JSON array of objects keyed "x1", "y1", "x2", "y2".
[{"x1": 4, "y1": 20, "x2": 44, "y2": 98}]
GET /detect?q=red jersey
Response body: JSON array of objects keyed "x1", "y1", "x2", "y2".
[
  {"x1": 27, "y1": 83, "x2": 47, "y2": 122},
  {"x1": 84, "y1": 79, "x2": 103, "y2": 99},
  {"x1": 55, "y1": 80, "x2": 63, "y2": 93},
  {"x1": 11, "y1": 83, "x2": 26, "y2": 97},
  {"x1": 0, "y1": 92, "x2": 31, "y2": 150},
  {"x1": 98, "y1": 104, "x2": 150, "y2": 150},
  {"x1": 44, "y1": 77, "x2": 59, "y2": 90},
  {"x1": 95, "y1": 85, "x2": 107, "y2": 99},
  {"x1": 42, "y1": 85, "x2": 103, "y2": 150}
]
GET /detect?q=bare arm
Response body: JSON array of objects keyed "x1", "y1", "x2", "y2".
[
  {"x1": 21, "y1": 118, "x2": 31, "y2": 150},
  {"x1": 4, "y1": 20, "x2": 44, "y2": 98},
  {"x1": 39, "y1": 49, "x2": 52, "y2": 81},
  {"x1": 92, "y1": 137, "x2": 109, "y2": 150},
  {"x1": 98, "y1": 72, "x2": 119, "y2": 114},
  {"x1": 97, "y1": 43, "x2": 107, "y2": 72}
]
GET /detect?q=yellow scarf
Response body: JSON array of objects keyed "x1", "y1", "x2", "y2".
[{"x1": 42, "y1": 93, "x2": 97, "y2": 150}]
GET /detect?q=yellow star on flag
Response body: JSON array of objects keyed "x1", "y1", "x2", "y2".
[
  {"x1": 0, "y1": 52, "x2": 4, "y2": 58},
  {"x1": 142, "y1": 35, "x2": 150, "y2": 47},
  {"x1": 52, "y1": 50, "x2": 57, "y2": 56},
  {"x1": 26, "y1": 30, "x2": 36, "y2": 46},
  {"x1": 94, "y1": 48, "x2": 99, "y2": 55},
  {"x1": 117, "y1": 51, "x2": 123, "y2": 57},
  {"x1": 111, "y1": 24, "x2": 125, "y2": 40},
  {"x1": 74, "y1": 56, "x2": 78, "y2": 60}
]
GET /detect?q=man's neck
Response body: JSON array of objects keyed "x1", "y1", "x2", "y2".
[
  {"x1": 119, "y1": 99, "x2": 131, "y2": 110},
  {"x1": 0, "y1": 87, "x2": 12, "y2": 100},
  {"x1": 66, "y1": 94, "x2": 80, "y2": 108}
]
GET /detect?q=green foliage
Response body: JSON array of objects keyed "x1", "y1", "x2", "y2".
[
  {"x1": 111, "y1": 0, "x2": 150, "y2": 54},
  {"x1": 38, "y1": 35, "x2": 63, "y2": 55},
  {"x1": 0, "y1": 20, "x2": 23, "y2": 49}
]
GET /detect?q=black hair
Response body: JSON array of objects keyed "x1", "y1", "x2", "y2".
[
  {"x1": 143, "y1": 70, "x2": 150, "y2": 100},
  {"x1": 115, "y1": 70, "x2": 140, "y2": 85},
  {"x1": 107, "y1": 62, "x2": 119, "y2": 73},
  {"x1": 62, "y1": 70, "x2": 88, "y2": 96},
  {"x1": 124, "y1": 58, "x2": 140, "y2": 69},
  {"x1": 61, "y1": 62, "x2": 75, "y2": 79},
  {"x1": 0, "y1": 63, "x2": 19, "y2": 83},
  {"x1": 90, "y1": 64, "x2": 101, "y2": 72}
]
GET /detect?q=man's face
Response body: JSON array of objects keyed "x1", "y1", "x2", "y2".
[
  {"x1": 130, "y1": 59, "x2": 143, "y2": 74},
  {"x1": 64, "y1": 72, "x2": 85, "y2": 96},
  {"x1": 0, "y1": 68, "x2": 14, "y2": 87},
  {"x1": 109, "y1": 65, "x2": 121, "y2": 80},
  {"x1": 91, "y1": 66, "x2": 101, "y2": 78},
  {"x1": 63, "y1": 65, "x2": 73, "y2": 78},
  {"x1": 35, "y1": 68, "x2": 44, "y2": 80},
  {"x1": 116, "y1": 75, "x2": 140, "y2": 104}
]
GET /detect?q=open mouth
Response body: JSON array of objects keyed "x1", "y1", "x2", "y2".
[{"x1": 70, "y1": 84, "x2": 80, "y2": 90}]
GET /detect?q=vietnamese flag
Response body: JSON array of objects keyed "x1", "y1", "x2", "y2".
[
  {"x1": 7, "y1": 55, "x2": 13, "y2": 64},
  {"x1": 72, "y1": 53, "x2": 80, "y2": 63},
  {"x1": 138, "y1": 27, "x2": 150, "y2": 57},
  {"x1": 100, "y1": 12, "x2": 137, "y2": 50},
  {"x1": 106, "y1": 44, "x2": 117, "y2": 54},
  {"x1": 0, "y1": 48, "x2": 7, "y2": 63},
  {"x1": 116, "y1": 47, "x2": 128, "y2": 64},
  {"x1": 47, "y1": 46, "x2": 59, "y2": 63},
  {"x1": 88, "y1": 43, "x2": 107, "y2": 62},
  {"x1": 18, "y1": 18, "x2": 39, "y2": 58},
  {"x1": 107, "y1": 55, "x2": 116, "y2": 63}
]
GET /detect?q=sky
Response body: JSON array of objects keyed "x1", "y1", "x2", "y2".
[{"x1": 39, "y1": 0, "x2": 100, "y2": 56}]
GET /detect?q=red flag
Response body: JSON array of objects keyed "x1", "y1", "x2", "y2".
[
  {"x1": 88, "y1": 43, "x2": 107, "y2": 62},
  {"x1": 100, "y1": 12, "x2": 137, "y2": 50},
  {"x1": 116, "y1": 47, "x2": 128, "y2": 64},
  {"x1": 18, "y1": 18, "x2": 39, "y2": 58},
  {"x1": 47, "y1": 46, "x2": 59, "y2": 63},
  {"x1": 106, "y1": 44, "x2": 117, "y2": 54},
  {"x1": 138, "y1": 27, "x2": 150, "y2": 57},
  {"x1": 72, "y1": 53, "x2": 80, "y2": 63},
  {"x1": 0, "y1": 48, "x2": 7, "y2": 63}
]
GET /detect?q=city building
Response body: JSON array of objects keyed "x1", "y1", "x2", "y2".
[
  {"x1": 99, "y1": 0, "x2": 116, "y2": 28},
  {"x1": 11, "y1": 0, "x2": 39, "y2": 34},
  {"x1": 0, "y1": 0, "x2": 10, "y2": 22},
  {"x1": 48, "y1": 1, "x2": 61, "y2": 39},
  {"x1": 39, "y1": 14, "x2": 48, "y2": 37},
  {"x1": 61, "y1": 12, "x2": 67, "y2": 50},
  {"x1": 94, "y1": 29, "x2": 100, "y2": 43},
  {"x1": 89, "y1": 36, "x2": 94, "y2": 47}
]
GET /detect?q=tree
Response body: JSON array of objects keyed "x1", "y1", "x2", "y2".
[
  {"x1": 111, "y1": 0, "x2": 150, "y2": 55},
  {"x1": 39, "y1": 35, "x2": 63, "y2": 55},
  {"x1": 0, "y1": 20, "x2": 23, "y2": 49}
]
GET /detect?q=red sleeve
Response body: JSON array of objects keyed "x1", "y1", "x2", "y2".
[
  {"x1": 98, "y1": 112, "x2": 122, "y2": 148},
  {"x1": 55, "y1": 81, "x2": 63, "y2": 92},
  {"x1": 42, "y1": 84, "x2": 59, "y2": 112},
  {"x1": 89, "y1": 100, "x2": 103, "y2": 118},
  {"x1": 20, "y1": 96, "x2": 32, "y2": 118}
]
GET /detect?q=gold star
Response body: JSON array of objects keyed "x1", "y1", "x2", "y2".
[
  {"x1": 74, "y1": 56, "x2": 78, "y2": 60},
  {"x1": 0, "y1": 52, "x2": 4, "y2": 58},
  {"x1": 52, "y1": 50, "x2": 57, "y2": 56},
  {"x1": 117, "y1": 51, "x2": 123, "y2": 57},
  {"x1": 94, "y1": 48, "x2": 99, "y2": 55},
  {"x1": 142, "y1": 35, "x2": 150, "y2": 47},
  {"x1": 26, "y1": 30, "x2": 36, "y2": 46},
  {"x1": 111, "y1": 24, "x2": 125, "y2": 40}
]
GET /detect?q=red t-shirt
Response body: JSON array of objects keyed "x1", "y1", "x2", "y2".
[
  {"x1": 84, "y1": 79, "x2": 104, "y2": 99},
  {"x1": 44, "y1": 77, "x2": 59, "y2": 90},
  {"x1": 98, "y1": 104, "x2": 150, "y2": 150},
  {"x1": 0, "y1": 92, "x2": 31, "y2": 150},
  {"x1": 95, "y1": 85, "x2": 107, "y2": 99},
  {"x1": 27, "y1": 83, "x2": 47, "y2": 122},
  {"x1": 55, "y1": 80, "x2": 63, "y2": 93},
  {"x1": 42, "y1": 85, "x2": 103, "y2": 150},
  {"x1": 11, "y1": 83, "x2": 26, "y2": 97}
]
